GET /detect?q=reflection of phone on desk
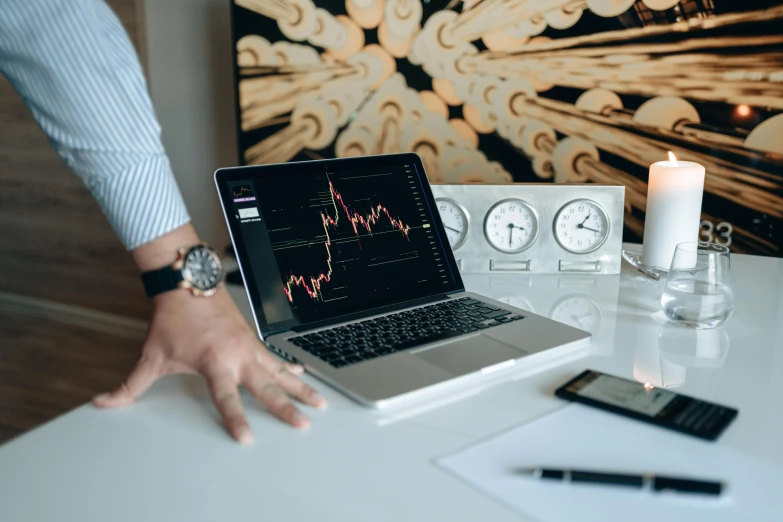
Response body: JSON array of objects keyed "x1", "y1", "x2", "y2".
[{"x1": 555, "y1": 370, "x2": 738, "y2": 441}]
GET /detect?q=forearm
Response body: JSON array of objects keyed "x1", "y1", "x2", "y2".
[{"x1": 131, "y1": 223, "x2": 201, "y2": 272}]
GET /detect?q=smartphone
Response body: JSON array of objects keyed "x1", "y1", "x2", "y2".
[{"x1": 555, "y1": 369, "x2": 738, "y2": 441}]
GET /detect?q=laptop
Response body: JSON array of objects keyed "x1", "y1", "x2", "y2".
[{"x1": 215, "y1": 153, "x2": 590, "y2": 409}]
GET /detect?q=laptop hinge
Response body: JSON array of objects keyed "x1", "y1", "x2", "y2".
[{"x1": 289, "y1": 293, "x2": 454, "y2": 333}]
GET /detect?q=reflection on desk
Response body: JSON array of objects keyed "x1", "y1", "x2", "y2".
[
  {"x1": 634, "y1": 317, "x2": 731, "y2": 400},
  {"x1": 461, "y1": 273, "x2": 619, "y2": 356}
]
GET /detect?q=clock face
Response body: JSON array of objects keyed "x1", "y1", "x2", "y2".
[
  {"x1": 436, "y1": 198, "x2": 469, "y2": 250},
  {"x1": 550, "y1": 295, "x2": 602, "y2": 335},
  {"x1": 554, "y1": 199, "x2": 610, "y2": 254},
  {"x1": 484, "y1": 199, "x2": 539, "y2": 253}
]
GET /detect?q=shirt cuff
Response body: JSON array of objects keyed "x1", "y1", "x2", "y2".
[{"x1": 88, "y1": 153, "x2": 192, "y2": 250}]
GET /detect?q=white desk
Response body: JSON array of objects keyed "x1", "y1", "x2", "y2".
[{"x1": 1, "y1": 247, "x2": 782, "y2": 521}]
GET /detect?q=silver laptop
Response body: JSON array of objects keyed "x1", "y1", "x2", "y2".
[{"x1": 215, "y1": 153, "x2": 590, "y2": 409}]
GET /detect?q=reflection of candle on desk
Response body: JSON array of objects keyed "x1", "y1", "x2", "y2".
[{"x1": 641, "y1": 152, "x2": 706, "y2": 269}]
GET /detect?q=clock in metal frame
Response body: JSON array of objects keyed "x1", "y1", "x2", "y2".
[
  {"x1": 429, "y1": 184, "x2": 624, "y2": 275},
  {"x1": 553, "y1": 198, "x2": 611, "y2": 255},
  {"x1": 435, "y1": 197, "x2": 470, "y2": 251},
  {"x1": 483, "y1": 198, "x2": 540, "y2": 254}
]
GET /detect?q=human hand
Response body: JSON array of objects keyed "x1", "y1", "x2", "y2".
[{"x1": 93, "y1": 287, "x2": 327, "y2": 443}]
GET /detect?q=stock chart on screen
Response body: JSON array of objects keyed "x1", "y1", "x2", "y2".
[{"x1": 241, "y1": 161, "x2": 455, "y2": 324}]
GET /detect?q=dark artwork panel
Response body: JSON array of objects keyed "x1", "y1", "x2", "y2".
[{"x1": 231, "y1": 0, "x2": 783, "y2": 256}]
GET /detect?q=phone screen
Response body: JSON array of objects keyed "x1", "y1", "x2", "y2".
[{"x1": 564, "y1": 371, "x2": 678, "y2": 417}]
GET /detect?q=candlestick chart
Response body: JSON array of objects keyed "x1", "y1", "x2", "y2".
[
  {"x1": 240, "y1": 161, "x2": 455, "y2": 324},
  {"x1": 254, "y1": 165, "x2": 453, "y2": 318},
  {"x1": 282, "y1": 179, "x2": 412, "y2": 303}
]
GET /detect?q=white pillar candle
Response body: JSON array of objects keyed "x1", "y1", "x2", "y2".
[{"x1": 641, "y1": 152, "x2": 706, "y2": 269}]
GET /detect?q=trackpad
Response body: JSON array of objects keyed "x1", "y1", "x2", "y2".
[{"x1": 414, "y1": 335, "x2": 526, "y2": 376}]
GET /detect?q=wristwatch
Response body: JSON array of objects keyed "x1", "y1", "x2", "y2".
[{"x1": 141, "y1": 243, "x2": 225, "y2": 298}]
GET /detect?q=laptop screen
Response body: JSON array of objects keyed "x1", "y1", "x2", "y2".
[{"x1": 216, "y1": 153, "x2": 463, "y2": 335}]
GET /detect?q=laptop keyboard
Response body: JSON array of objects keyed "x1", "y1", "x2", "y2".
[{"x1": 287, "y1": 297, "x2": 524, "y2": 369}]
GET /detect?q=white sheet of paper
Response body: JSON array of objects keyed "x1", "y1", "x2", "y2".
[{"x1": 438, "y1": 405, "x2": 783, "y2": 522}]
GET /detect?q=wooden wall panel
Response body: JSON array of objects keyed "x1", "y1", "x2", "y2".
[{"x1": 0, "y1": 0, "x2": 152, "y2": 319}]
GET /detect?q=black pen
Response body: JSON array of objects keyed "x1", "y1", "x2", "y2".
[{"x1": 518, "y1": 468, "x2": 724, "y2": 496}]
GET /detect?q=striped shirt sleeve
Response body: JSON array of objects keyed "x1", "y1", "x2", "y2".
[{"x1": 0, "y1": 0, "x2": 191, "y2": 250}]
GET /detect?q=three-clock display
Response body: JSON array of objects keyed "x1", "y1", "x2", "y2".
[{"x1": 435, "y1": 196, "x2": 611, "y2": 255}]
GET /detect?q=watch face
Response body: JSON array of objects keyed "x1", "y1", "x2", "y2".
[
  {"x1": 436, "y1": 198, "x2": 469, "y2": 250},
  {"x1": 182, "y1": 246, "x2": 223, "y2": 291},
  {"x1": 483, "y1": 199, "x2": 539, "y2": 253},
  {"x1": 553, "y1": 199, "x2": 609, "y2": 254}
]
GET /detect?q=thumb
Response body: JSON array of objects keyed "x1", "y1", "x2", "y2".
[{"x1": 93, "y1": 354, "x2": 160, "y2": 408}]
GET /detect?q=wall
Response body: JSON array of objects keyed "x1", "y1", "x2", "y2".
[{"x1": 142, "y1": 0, "x2": 237, "y2": 251}]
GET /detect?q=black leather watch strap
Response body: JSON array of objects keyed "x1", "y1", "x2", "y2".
[{"x1": 141, "y1": 265, "x2": 185, "y2": 298}]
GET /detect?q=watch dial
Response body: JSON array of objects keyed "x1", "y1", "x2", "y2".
[
  {"x1": 484, "y1": 199, "x2": 539, "y2": 253},
  {"x1": 184, "y1": 247, "x2": 222, "y2": 290},
  {"x1": 554, "y1": 199, "x2": 609, "y2": 254},
  {"x1": 550, "y1": 295, "x2": 602, "y2": 335},
  {"x1": 436, "y1": 198, "x2": 469, "y2": 250}
]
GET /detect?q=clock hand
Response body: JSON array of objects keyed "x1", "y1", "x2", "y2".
[
  {"x1": 444, "y1": 224, "x2": 461, "y2": 234},
  {"x1": 511, "y1": 224, "x2": 526, "y2": 231},
  {"x1": 507, "y1": 223, "x2": 514, "y2": 247},
  {"x1": 579, "y1": 213, "x2": 591, "y2": 226},
  {"x1": 576, "y1": 222, "x2": 601, "y2": 233}
]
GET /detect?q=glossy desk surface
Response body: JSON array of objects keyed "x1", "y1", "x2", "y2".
[{"x1": 1, "y1": 246, "x2": 782, "y2": 521}]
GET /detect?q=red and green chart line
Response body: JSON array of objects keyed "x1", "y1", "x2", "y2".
[{"x1": 283, "y1": 180, "x2": 411, "y2": 303}]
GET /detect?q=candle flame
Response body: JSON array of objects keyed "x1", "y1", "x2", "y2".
[
  {"x1": 736, "y1": 104, "x2": 751, "y2": 117},
  {"x1": 668, "y1": 151, "x2": 678, "y2": 166}
]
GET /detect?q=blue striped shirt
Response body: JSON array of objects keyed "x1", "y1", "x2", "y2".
[{"x1": 0, "y1": 0, "x2": 190, "y2": 250}]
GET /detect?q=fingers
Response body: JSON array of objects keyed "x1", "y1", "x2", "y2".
[
  {"x1": 273, "y1": 366, "x2": 327, "y2": 409},
  {"x1": 253, "y1": 341, "x2": 325, "y2": 408},
  {"x1": 255, "y1": 348, "x2": 304, "y2": 375},
  {"x1": 93, "y1": 355, "x2": 159, "y2": 409},
  {"x1": 245, "y1": 372, "x2": 311, "y2": 429},
  {"x1": 207, "y1": 372, "x2": 254, "y2": 444},
  {"x1": 284, "y1": 363, "x2": 305, "y2": 376}
]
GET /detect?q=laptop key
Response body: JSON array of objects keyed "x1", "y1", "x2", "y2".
[{"x1": 482, "y1": 310, "x2": 511, "y2": 320}]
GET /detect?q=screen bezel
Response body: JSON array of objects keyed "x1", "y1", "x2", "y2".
[{"x1": 215, "y1": 153, "x2": 465, "y2": 337}]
